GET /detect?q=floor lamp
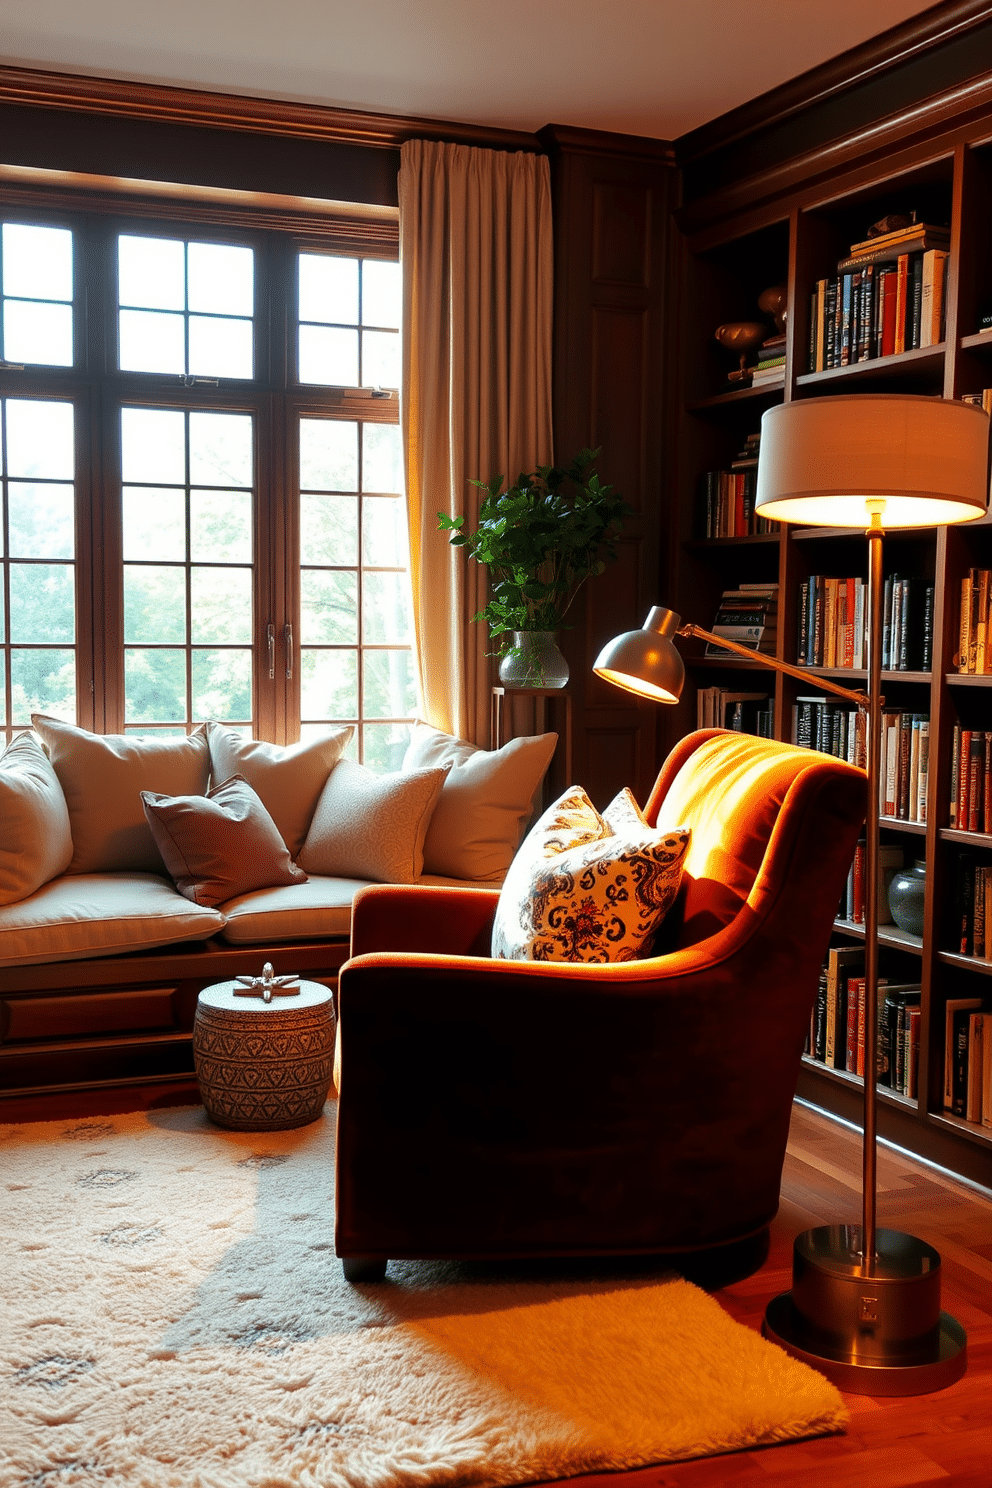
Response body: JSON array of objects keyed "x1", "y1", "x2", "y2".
[{"x1": 594, "y1": 393, "x2": 989, "y2": 1394}]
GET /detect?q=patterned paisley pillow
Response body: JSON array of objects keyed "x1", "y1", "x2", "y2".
[{"x1": 492, "y1": 786, "x2": 690, "y2": 963}]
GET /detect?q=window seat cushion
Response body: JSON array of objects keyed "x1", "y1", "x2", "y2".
[
  {"x1": 218, "y1": 872, "x2": 494, "y2": 944},
  {"x1": 0, "y1": 873, "x2": 228, "y2": 968}
]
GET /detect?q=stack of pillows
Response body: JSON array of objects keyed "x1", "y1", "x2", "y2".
[
  {"x1": 0, "y1": 715, "x2": 559, "y2": 912},
  {"x1": 492, "y1": 785, "x2": 691, "y2": 963}
]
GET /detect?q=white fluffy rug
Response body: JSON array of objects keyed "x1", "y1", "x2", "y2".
[{"x1": 0, "y1": 1104, "x2": 847, "y2": 1488}]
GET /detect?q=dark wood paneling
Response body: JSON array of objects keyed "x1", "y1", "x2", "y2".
[{"x1": 541, "y1": 126, "x2": 677, "y2": 806}]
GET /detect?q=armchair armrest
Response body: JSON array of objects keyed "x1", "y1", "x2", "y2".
[{"x1": 350, "y1": 883, "x2": 500, "y2": 959}]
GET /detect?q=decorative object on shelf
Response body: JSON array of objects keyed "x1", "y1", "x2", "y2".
[
  {"x1": 888, "y1": 858, "x2": 927, "y2": 937},
  {"x1": 193, "y1": 974, "x2": 335, "y2": 1131},
  {"x1": 439, "y1": 448, "x2": 629, "y2": 687},
  {"x1": 497, "y1": 630, "x2": 569, "y2": 688},
  {"x1": 594, "y1": 392, "x2": 990, "y2": 1395},
  {"x1": 757, "y1": 283, "x2": 787, "y2": 332},
  {"x1": 714, "y1": 320, "x2": 766, "y2": 378}
]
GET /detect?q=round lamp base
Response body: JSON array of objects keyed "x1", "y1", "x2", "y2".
[{"x1": 762, "y1": 1226, "x2": 967, "y2": 1396}]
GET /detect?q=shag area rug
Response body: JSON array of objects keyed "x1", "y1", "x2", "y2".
[{"x1": 0, "y1": 1104, "x2": 847, "y2": 1488}]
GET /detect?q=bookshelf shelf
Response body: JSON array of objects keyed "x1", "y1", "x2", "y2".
[{"x1": 672, "y1": 117, "x2": 992, "y2": 1181}]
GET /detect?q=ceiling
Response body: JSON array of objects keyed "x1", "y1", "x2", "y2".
[{"x1": 0, "y1": 0, "x2": 943, "y2": 141}]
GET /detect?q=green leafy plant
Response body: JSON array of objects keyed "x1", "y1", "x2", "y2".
[{"x1": 438, "y1": 448, "x2": 630, "y2": 651}]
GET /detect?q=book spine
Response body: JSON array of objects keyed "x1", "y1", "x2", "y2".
[
  {"x1": 974, "y1": 866, "x2": 987, "y2": 965},
  {"x1": 957, "y1": 730, "x2": 972, "y2": 833},
  {"x1": 907, "y1": 1007, "x2": 921, "y2": 1101},
  {"x1": 813, "y1": 966, "x2": 828, "y2": 1061},
  {"x1": 917, "y1": 719, "x2": 930, "y2": 823},
  {"x1": 840, "y1": 273, "x2": 854, "y2": 366},
  {"x1": 950, "y1": 723, "x2": 961, "y2": 827},
  {"x1": 797, "y1": 580, "x2": 810, "y2": 664},
  {"x1": 898, "y1": 712, "x2": 912, "y2": 819},
  {"x1": 921, "y1": 584, "x2": 934, "y2": 671},
  {"x1": 968, "y1": 732, "x2": 982, "y2": 833},
  {"x1": 894, "y1": 253, "x2": 909, "y2": 355},
  {"x1": 882, "y1": 575, "x2": 894, "y2": 670},
  {"x1": 985, "y1": 733, "x2": 992, "y2": 835},
  {"x1": 909, "y1": 254, "x2": 924, "y2": 349},
  {"x1": 952, "y1": 1008, "x2": 970, "y2": 1117},
  {"x1": 959, "y1": 573, "x2": 973, "y2": 673},
  {"x1": 846, "y1": 976, "x2": 862, "y2": 1073},
  {"x1": 967, "y1": 1013, "x2": 984, "y2": 1122},
  {"x1": 977, "y1": 570, "x2": 990, "y2": 674},
  {"x1": 957, "y1": 854, "x2": 975, "y2": 956}
]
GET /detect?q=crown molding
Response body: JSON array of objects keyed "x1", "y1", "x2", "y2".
[
  {"x1": 0, "y1": 64, "x2": 541, "y2": 153},
  {"x1": 675, "y1": 0, "x2": 992, "y2": 171}
]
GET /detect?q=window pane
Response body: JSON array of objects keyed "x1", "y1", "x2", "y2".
[
  {"x1": 188, "y1": 315, "x2": 253, "y2": 379},
  {"x1": 119, "y1": 308, "x2": 185, "y2": 374},
  {"x1": 362, "y1": 423, "x2": 403, "y2": 494},
  {"x1": 300, "y1": 493, "x2": 357, "y2": 565},
  {"x1": 3, "y1": 223, "x2": 73, "y2": 300},
  {"x1": 121, "y1": 408, "x2": 186, "y2": 485},
  {"x1": 9, "y1": 564, "x2": 74, "y2": 642},
  {"x1": 300, "y1": 570, "x2": 358, "y2": 644},
  {"x1": 363, "y1": 571, "x2": 411, "y2": 643},
  {"x1": 300, "y1": 648, "x2": 357, "y2": 719},
  {"x1": 118, "y1": 235, "x2": 185, "y2": 311},
  {"x1": 299, "y1": 254, "x2": 358, "y2": 324},
  {"x1": 299, "y1": 325, "x2": 358, "y2": 386},
  {"x1": 3, "y1": 301, "x2": 73, "y2": 367},
  {"x1": 123, "y1": 567, "x2": 187, "y2": 644},
  {"x1": 191, "y1": 566, "x2": 252, "y2": 644},
  {"x1": 188, "y1": 242, "x2": 253, "y2": 316},
  {"x1": 192, "y1": 648, "x2": 252, "y2": 722},
  {"x1": 5, "y1": 400, "x2": 74, "y2": 480},
  {"x1": 11, "y1": 649, "x2": 75, "y2": 724},
  {"x1": 125, "y1": 648, "x2": 187, "y2": 723},
  {"x1": 123, "y1": 487, "x2": 186, "y2": 562},
  {"x1": 362, "y1": 722, "x2": 410, "y2": 773},
  {"x1": 189, "y1": 411, "x2": 253, "y2": 488},
  {"x1": 191, "y1": 490, "x2": 252, "y2": 563},
  {"x1": 362, "y1": 329, "x2": 400, "y2": 389},
  {"x1": 362, "y1": 259, "x2": 400, "y2": 330},
  {"x1": 362, "y1": 496, "x2": 405, "y2": 567},
  {"x1": 300, "y1": 419, "x2": 358, "y2": 491},
  {"x1": 363, "y1": 649, "x2": 416, "y2": 719},
  {"x1": 8, "y1": 483, "x2": 74, "y2": 559}
]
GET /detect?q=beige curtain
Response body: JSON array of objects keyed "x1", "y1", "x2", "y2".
[{"x1": 399, "y1": 139, "x2": 554, "y2": 745}]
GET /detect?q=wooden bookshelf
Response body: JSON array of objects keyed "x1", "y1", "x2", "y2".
[{"x1": 670, "y1": 112, "x2": 992, "y2": 1189}]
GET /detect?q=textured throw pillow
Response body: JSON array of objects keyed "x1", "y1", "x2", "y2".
[
  {"x1": 0, "y1": 732, "x2": 73, "y2": 906},
  {"x1": 298, "y1": 760, "x2": 449, "y2": 884},
  {"x1": 492, "y1": 786, "x2": 691, "y2": 963},
  {"x1": 32, "y1": 715, "x2": 211, "y2": 875},
  {"x1": 401, "y1": 722, "x2": 557, "y2": 882},
  {"x1": 141, "y1": 774, "x2": 308, "y2": 907},
  {"x1": 206, "y1": 722, "x2": 353, "y2": 855}
]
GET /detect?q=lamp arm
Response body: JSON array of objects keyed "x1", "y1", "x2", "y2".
[{"x1": 678, "y1": 623, "x2": 872, "y2": 710}]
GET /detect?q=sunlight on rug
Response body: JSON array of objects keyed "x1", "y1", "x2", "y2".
[{"x1": 0, "y1": 1105, "x2": 847, "y2": 1488}]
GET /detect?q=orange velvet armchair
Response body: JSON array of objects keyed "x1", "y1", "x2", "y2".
[{"x1": 334, "y1": 730, "x2": 866, "y2": 1282}]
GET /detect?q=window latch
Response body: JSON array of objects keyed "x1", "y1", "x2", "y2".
[
  {"x1": 267, "y1": 623, "x2": 276, "y2": 680},
  {"x1": 178, "y1": 374, "x2": 220, "y2": 387},
  {"x1": 284, "y1": 623, "x2": 293, "y2": 680},
  {"x1": 0, "y1": 358, "x2": 25, "y2": 370}
]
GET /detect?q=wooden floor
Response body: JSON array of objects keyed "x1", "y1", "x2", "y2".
[
  {"x1": 5, "y1": 1088, "x2": 990, "y2": 1485},
  {"x1": 546, "y1": 1101, "x2": 992, "y2": 1488}
]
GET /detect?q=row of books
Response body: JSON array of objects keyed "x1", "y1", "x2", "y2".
[
  {"x1": 948, "y1": 728, "x2": 992, "y2": 835},
  {"x1": 796, "y1": 574, "x2": 933, "y2": 672},
  {"x1": 953, "y1": 854, "x2": 992, "y2": 961},
  {"x1": 695, "y1": 687, "x2": 773, "y2": 735},
  {"x1": 805, "y1": 944, "x2": 921, "y2": 1096},
  {"x1": 793, "y1": 700, "x2": 929, "y2": 823},
  {"x1": 954, "y1": 569, "x2": 992, "y2": 675},
  {"x1": 704, "y1": 582, "x2": 778, "y2": 657},
  {"x1": 807, "y1": 221, "x2": 950, "y2": 372},
  {"x1": 943, "y1": 999, "x2": 992, "y2": 1125},
  {"x1": 695, "y1": 433, "x2": 774, "y2": 538}
]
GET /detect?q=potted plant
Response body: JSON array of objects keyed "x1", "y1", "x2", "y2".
[{"x1": 439, "y1": 448, "x2": 629, "y2": 687}]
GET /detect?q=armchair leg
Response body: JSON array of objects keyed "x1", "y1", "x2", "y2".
[{"x1": 341, "y1": 1255, "x2": 387, "y2": 1283}]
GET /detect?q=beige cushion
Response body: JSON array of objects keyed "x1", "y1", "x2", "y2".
[
  {"x1": 492, "y1": 786, "x2": 691, "y2": 963},
  {"x1": 206, "y1": 722, "x2": 353, "y2": 854},
  {"x1": 32, "y1": 715, "x2": 211, "y2": 875},
  {"x1": 219, "y1": 871, "x2": 493, "y2": 944},
  {"x1": 0, "y1": 872, "x2": 227, "y2": 968},
  {"x1": 0, "y1": 732, "x2": 73, "y2": 906},
  {"x1": 298, "y1": 760, "x2": 449, "y2": 884},
  {"x1": 402, "y1": 722, "x2": 557, "y2": 881},
  {"x1": 141, "y1": 775, "x2": 308, "y2": 908}
]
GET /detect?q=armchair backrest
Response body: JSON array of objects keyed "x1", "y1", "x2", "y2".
[{"x1": 645, "y1": 729, "x2": 866, "y2": 951}]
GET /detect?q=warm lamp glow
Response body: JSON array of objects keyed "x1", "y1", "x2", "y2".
[
  {"x1": 755, "y1": 394, "x2": 990, "y2": 528},
  {"x1": 593, "y1": 605, "x2": 685, "y2": 702}
]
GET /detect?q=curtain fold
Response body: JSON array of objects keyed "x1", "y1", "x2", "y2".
[{"x1": 399, "y1": 140, "x2": 554, "y2": 745}]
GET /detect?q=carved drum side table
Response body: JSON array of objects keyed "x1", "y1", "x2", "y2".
[{"x1": 193, "y1": 968, "x2": 335, "y2": 1131}]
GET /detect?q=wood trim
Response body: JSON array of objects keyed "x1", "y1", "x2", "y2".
[
  {"x1": 0, "y1": 64, "x2": 541, "y2": 154},
  {"x1": 540, "y1": 124, "x2": 675, "y2": 165},
  {"x1": 676, "y1": 69, "x2": 992, "y2": 237},
  {"x1": 676, "y1": 0, "x2": 992, "y2": 169}
]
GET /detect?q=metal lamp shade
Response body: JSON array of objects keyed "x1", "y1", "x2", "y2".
[
  {"x1": 593, "y1": 605, "x2": 685, "y2": 703},
  {"x1": 755, "y1": 395, "x2": 990, "y2": 528}
]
